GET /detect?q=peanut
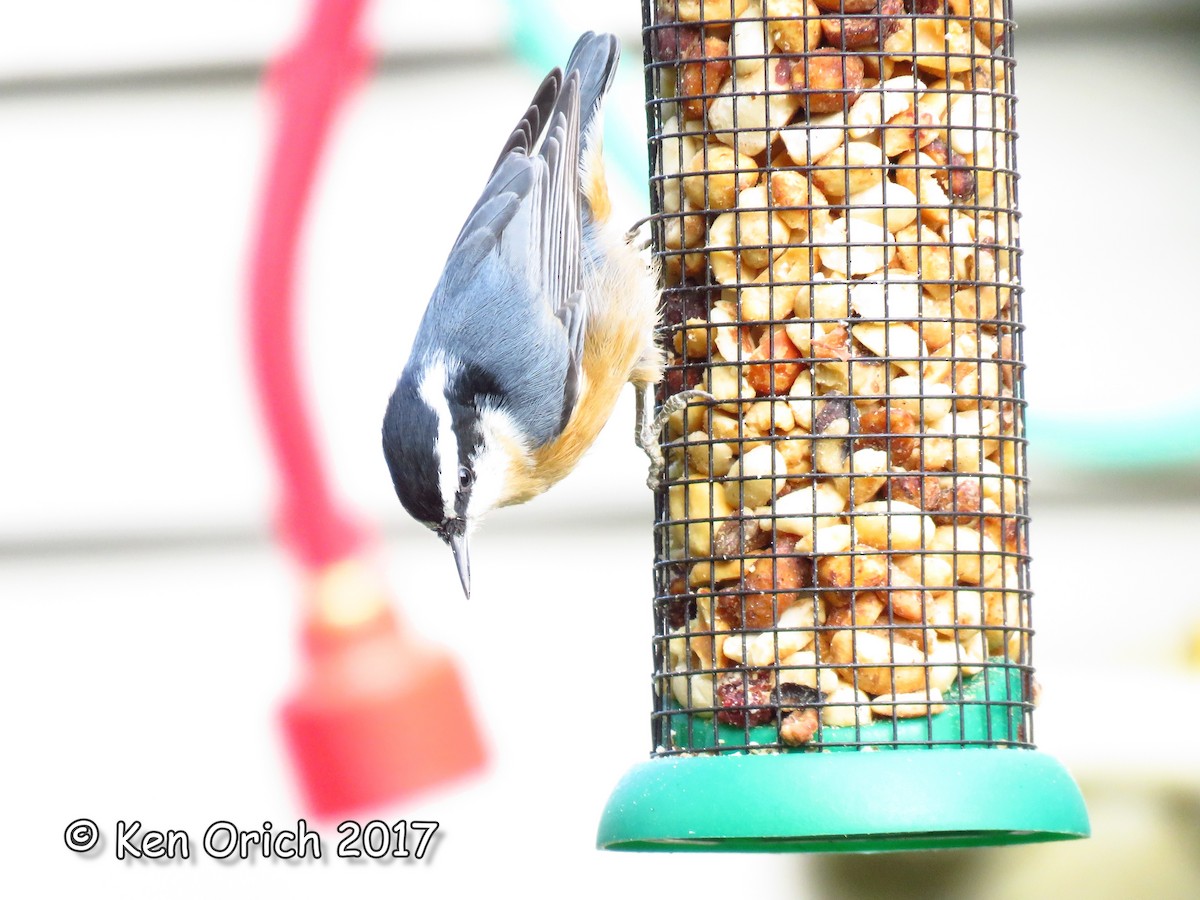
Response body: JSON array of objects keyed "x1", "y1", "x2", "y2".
[
  {"x1": 790, "y1": 49, "x2": 865, "y2": 114},
  {"x1": 674, "y1": 0, "x2": 752, "y2": 25},
  {"x1": 745, "y1": 326, "x2": 804, "y2": 394},
  {"x1": 822, "y1": 685, "x2": 872, "y2": 727},
  {"x1": 724, "y1": 443, "x2": 788, "y2": 508},
  {"x1": 775, "y1": 482, "x2": 848, "y2": 536},
  {"x1": 679, "y1": 36, "x2": 733, "y2": 120},
  {"x1": 821, "y1": 0, "x2": 903, "y2": 49},
  {"x1": 683, "y1": 144, "x2": 760, "y2": 210},
  {"x1": 730, "y1": 7, "x2": 773, "y2": 77},
  {"x1": 768, "y1": 169, "x2": 829, "y2": 234},
  {"x1": 708, "y1": 69, "x2": 802, "y2": 157},
  {"x1": 733, "y1": 184, "x2": 791, "y2": 269},
  {"x1": 870, "y1": 689, "x2": 946, "y2": 717},
  {"x1": 852, "y1": 499, "x2": 936, "y2": 551},
  {"x1": 813, "y1": 217, "x2": 894, "y2": 276},
  {"x1": 761, "y1": 0, "x2": 823, "y2": 54},
  {"x1": 779, "y1": 111, "x2": 846, "y2": 166},
  {"x1": 831, "y1": 630, "x2": 928, "y2": 695},
  {"x1": 809, "y1": 140, "x2": 888, "y2": 198}
]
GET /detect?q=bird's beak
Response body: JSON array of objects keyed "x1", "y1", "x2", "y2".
[{"x1": 449, "y1": 530, "x2": 471, "y2": 600}]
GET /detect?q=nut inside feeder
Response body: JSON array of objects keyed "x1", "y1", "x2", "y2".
[{"x1": 599, "y1": 0, "x2": 1089, "y2": 851}]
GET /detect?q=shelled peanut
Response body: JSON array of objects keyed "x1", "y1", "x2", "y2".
[{"x1": 653, "y1": 0, "x2": 1026, "y2": 745}]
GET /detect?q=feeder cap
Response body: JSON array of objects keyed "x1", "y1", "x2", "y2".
[
  {"x1": 598, "y1": 748, "x2": 1089, "y2": 852},
  {"x1": 282, "y1": 624, "x2": 487, "y2": 817}
]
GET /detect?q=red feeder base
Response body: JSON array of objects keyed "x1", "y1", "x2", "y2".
[{"x1": 281, "y1": 611, "x2": 487, "y2": 818}]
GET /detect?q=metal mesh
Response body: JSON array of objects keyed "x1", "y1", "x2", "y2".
[{"x1": 644, "y1": 0, "x2": 1031, "y2": 755}]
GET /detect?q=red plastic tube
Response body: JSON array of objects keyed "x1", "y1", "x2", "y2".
[{"x1": 247, "y1": 0, "x2": 372, "y2": 570}]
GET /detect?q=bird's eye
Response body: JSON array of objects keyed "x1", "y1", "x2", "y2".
[{"x1": 457, "y1": 465, "x2": 474, "y2": 490}]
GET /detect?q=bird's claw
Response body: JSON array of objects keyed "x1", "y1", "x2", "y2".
[
  {"x1": 635, "y1": 388, "x2": 715, "y2": 489},
  {"x1": 624, "y1": 218, "x2": 653, "y2": 252}
]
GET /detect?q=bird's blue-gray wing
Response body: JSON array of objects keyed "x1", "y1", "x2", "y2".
[
  {"x1": 410, "y1": 66, "x2": 588, "y2": 448},
  {"x1": 509, "y1": 72, "x2": 586, "y2": 429},
  {"x1": 424, "y1": 66, "x2": 590, "y2": 442}
]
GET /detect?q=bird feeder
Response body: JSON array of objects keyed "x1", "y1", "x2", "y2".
[{"x1": 599, "y1": 0, "x2": 1089, "y2": 851}]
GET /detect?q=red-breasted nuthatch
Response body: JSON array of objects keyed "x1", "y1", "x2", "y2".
[{"x1": 383, "y1": 32, "x2": 693, "y2": 598}]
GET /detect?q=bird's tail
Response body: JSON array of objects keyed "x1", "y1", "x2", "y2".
[
  {"x1": 563, "y1": 31, "x2": 620, "y2": 148},
  {"x1": 561, "y1": 32, "x2": 619, "y2": 227}
]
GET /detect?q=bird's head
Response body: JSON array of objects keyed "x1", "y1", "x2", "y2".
[{"x1": 382, "y1": 355, "x2": 514, "y2": 599}]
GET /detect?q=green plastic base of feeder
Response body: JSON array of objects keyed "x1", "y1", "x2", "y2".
[{"x1": 598, "y1": 748, "x2": 1089, "y2": 852}]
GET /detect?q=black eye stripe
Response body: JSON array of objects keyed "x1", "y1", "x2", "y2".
[{"x1": 443, "y1": 360, "x2": 497, "y2": 522}]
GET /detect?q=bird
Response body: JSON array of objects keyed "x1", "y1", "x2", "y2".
[{"x1": 382, "y1": 32, "x2": 702, "y2": 599}]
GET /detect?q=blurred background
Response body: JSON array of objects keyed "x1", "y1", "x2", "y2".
[{"x1": 2, "y1": 0, "x2": 1198, "y2": 896}]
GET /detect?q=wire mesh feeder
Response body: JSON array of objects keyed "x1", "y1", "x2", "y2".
[{"x1": 598, "y1": 0, "x2": 1089, "y2": 852}]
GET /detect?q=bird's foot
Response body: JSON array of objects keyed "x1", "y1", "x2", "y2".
[
  {"x1": 624, "y1": 217, "x2": 653, "y2": 252},
  {"x1": 635, "y1": 386, "x2": 715, "y2": 490}
]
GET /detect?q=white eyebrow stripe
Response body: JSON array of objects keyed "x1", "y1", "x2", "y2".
[{"x1": 417, "y1": 354, "x2": 459, "y2": 522}]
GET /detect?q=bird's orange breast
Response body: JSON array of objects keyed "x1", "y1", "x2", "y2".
[{"x1": 499, "y1": 310, "x2": 647, "y2": 508}]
